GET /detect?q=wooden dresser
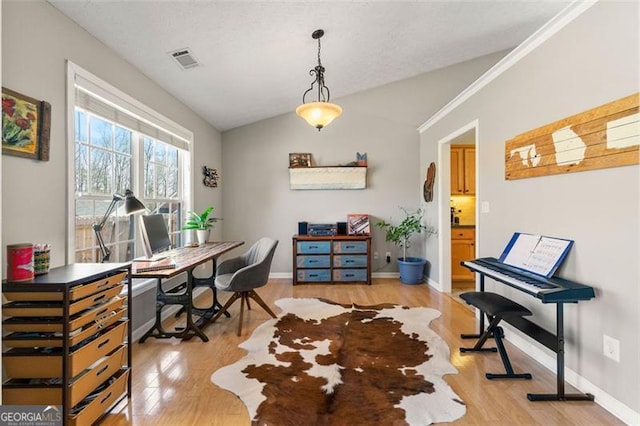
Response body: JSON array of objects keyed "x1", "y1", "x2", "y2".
[
  {"x1": 2, "y1": 263, "x2": 132, "y2": 425},
  {"x1": 292, "y1": 235, "x2": 371, "y2": 285}
]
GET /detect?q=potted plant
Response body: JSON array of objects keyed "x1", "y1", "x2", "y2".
[
  {"x1": 376, "y1": 208, "x2": 432, "y2": 284},
  {"x1": 183, "y1": 206, "x2": 221, "y2": 245}
]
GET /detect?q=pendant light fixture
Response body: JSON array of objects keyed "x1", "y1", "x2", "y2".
[{"x1": 296, "y1": 29, "x2": 342, "y2": 131}]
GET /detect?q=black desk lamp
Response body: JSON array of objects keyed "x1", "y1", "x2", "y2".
[{"x1": 93, "y1": 189, "x2": 146, "y2": 262}]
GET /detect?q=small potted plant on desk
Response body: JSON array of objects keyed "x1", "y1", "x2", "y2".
[
  {"x1": 376, "y1": 208, "x2": 433, "y2": 285},
  {"x1": 183, "y1": 206, "x2": 221, "y2": 246}
]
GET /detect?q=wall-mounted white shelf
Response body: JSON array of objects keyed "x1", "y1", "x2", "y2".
[{"x1": 289, "y1": 166, "x2": 367, "y2": 190}]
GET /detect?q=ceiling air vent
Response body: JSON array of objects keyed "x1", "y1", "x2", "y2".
[{"x1": 168, "y1": 48, "x2": 200, "y2": 70}]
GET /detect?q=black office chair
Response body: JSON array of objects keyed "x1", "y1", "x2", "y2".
[{"x1": 210, "y1": 238, "x2": 279, "y2": 335}]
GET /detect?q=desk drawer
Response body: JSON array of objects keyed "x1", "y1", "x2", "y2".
[
  {"x1": 2, "y1": 296, "x2": 126, "y2": 334},
  {"x1": 3, "y1": 271, "x2": 127, "y2": 302},
  {"x1": 333, "y1": 255, "x2": 367, "y2": 268},
  {"x1": 297, "y1": 241, "x2": 331, "y2": 254},
  {"x1": 3, "y1": 320, "x2": 127, "y2": 379},
  {"x1": 296, "y1": 255, "x2": 330, "y2": 268},
  {"x1": 333, "y1": 269, "x2": 368, "y2": 282},
  {"x1": 333, "y1": 241, "x2": 367, "y2": 254},
  {"x1": 69, "y1": 368, "x2": 129, "y2": 426},
  {"x1": 3, "y1": 284, "x2": 124, "y2": 317},
  {"x1": 2, "y1": 346, "x2": 126, "y2": 407},
  {"x1": 3, "y1": 307, "x2": 127, "y2": 348},
  {"x1": 297, "y1": 269, "x2": 331, "y2": 282},
  {"x1": 451, "y1": 228, "x2": 475, "y2": 240}
]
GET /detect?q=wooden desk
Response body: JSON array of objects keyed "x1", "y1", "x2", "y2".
[{"x1": 132, "y1": 241, "x2": 243, "y2": 342}]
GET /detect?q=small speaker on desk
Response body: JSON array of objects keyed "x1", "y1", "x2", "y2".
[
  {"x1": 337, "y1": 222, "x2": 347, "y2": 235},
  {"x1": 298, "y1": 221, "x2": 308, "y2": 235}
]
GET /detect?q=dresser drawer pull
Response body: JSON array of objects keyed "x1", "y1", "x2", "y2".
[
  {"x1": 97, "y1": 338, "x2": 110, "y2": 349},
  {"x1": 95, "y1": 307, "x2": 109, "y2": 317},
  {"x1": 96, "y1": 365, "x2": 109, "y2": 376},
  {"x1": 309, "y1": 259, "x2": 319, "y2": 263},
  {"x1": 97, "y1": 281, "x2": 110, "y2": 289},
  {"x1": 309, "y1": 273, "x2": 319, "y2": 277},
  {"x1": 92, "y1": 294, "x2": 107, "y2": 304},
  {"x1": 100, "y1": 391, "x2": 113, "y2": 405},
  {"x1": 309, "y1": 245, "x2": 319, "y2": 249}
]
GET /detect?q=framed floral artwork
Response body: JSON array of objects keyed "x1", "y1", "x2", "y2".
[{"x1": 2, "y1": 87, "x2": 51, "y2": 161}]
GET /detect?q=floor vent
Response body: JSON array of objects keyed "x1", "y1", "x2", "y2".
[{"x1": 168, "y1": 48, "x2": 200, "y2": 70}]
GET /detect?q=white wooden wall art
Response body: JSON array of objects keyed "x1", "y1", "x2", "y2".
[{"x1": 505, "y1": 93, "x2": 639, "y2": 180}]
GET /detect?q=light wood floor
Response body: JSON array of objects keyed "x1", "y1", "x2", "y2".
[{"x1": 102, "y1": 278, "x2": 621, "y2": 425}]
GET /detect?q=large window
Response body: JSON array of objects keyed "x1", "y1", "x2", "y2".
[{"x1": 68, "y1": 62, "x2": 192, "y2": 263}]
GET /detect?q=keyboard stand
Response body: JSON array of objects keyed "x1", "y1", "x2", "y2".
[
  {"x1": 526, "y1": 303, "x2": 594, "y2": 401},
  {"x1": 462, "y1": 264, "x2": 595, "y2": 402}
]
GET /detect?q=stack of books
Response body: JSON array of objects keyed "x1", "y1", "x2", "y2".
[{"x1": 133, "y1": 258, "x2": 176, "y2": 273}]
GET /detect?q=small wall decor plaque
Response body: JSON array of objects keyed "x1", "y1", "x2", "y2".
[
  {"x1": 2, "y1": 87, "x2": 51, "y2": 161},
  {"x1": 202, "y1": 166, "x2": 219, "y2": 187},
  {"x1": 423, "y1": 162, "x2": 436, "y2": 202}
]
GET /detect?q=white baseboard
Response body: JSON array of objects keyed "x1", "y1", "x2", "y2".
[
  {"x1": 426, "y1": 277, "x2": 442, "y2": 291},
  {"x1": 372, "y1": 272, "x2": 400, "y2": 279},
  {"x1": 269, "y1": 272, "x2": 292, "y2": 279},
  {"x1": 503, "y1": 325, "x2": 640, "y2": 425}
]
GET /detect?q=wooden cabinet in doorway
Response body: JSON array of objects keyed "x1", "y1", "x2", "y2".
[
  {"x1": 451, "y1": 145, "x2": 475, "y2": 195},
  {"x1": 451, "y1": 227, "x2": 475, "y2": 281}
]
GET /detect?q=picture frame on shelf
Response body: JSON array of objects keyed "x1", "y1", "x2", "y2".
[
  {"x1": 2, "y1": 87, "x2": 51, "y2": 161},
  {"x1": 289, "y1": 153, "x2": 312, "y2": 168},
  {"x1": 348, "y1": 214, "x2": 370, "y2": 235}
]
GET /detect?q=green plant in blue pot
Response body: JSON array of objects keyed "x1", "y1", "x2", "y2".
[{"x1": 376, "y1": 208, "x2": 434, "y2": 284}]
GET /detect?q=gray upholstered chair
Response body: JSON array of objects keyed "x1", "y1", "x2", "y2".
[{"x1": 210, "y1": 238, "x2": 279, "y2": 335}]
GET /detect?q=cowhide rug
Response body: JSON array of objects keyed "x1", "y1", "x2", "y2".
[{"x1": 211, "y1": 298, "x2": 465, "y2": 425}]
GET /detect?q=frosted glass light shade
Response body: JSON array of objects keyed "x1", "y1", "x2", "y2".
[{"x1": 295, "y1": 101, "x2": 342, "y2": 130}]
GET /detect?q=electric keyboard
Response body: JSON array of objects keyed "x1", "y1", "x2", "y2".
[{"x1": 463, "y1": 257, "x2": 595, "y2": 303}]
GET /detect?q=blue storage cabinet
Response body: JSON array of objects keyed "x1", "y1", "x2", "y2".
[{"x1": 293, "y1": 235, "x2": 371, "y2": 285}]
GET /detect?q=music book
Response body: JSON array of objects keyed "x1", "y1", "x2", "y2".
[
  {"x1": 134, "y1": 258, "x2": 177, "y2": 273},
  {"x1": 499, "y1": 232, "x2": 574, "y2": 278}
]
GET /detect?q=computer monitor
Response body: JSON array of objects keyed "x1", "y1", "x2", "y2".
[{"x1": 140, "y1": 214, "x2": 172, "y2": 259}]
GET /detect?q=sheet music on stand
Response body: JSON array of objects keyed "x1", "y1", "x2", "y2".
[{"x1": 499, "y1": 233, "x2": 574, "y2": 278}]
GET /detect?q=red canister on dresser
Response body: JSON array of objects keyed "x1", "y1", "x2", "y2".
[{"x1": 6, "y1": 243, "x2": 34, "y2": 281}]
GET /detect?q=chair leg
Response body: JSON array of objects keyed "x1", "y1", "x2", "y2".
[
  {"x1": 247, "y1": 290, "x2": 277, "y2": 318},
  {"x1": 237, "y1": 293, "x2": 246, "y2": 336},
  {"x1": 210, "y1": 292, "x2": 241, "y2": 323}
]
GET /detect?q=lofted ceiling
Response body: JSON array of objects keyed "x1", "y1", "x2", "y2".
[{"x1": 48, "y1": 0, "x2": 570, "y2": 132}]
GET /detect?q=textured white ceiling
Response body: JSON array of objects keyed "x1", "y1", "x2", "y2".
[{"x1": 48, "y1": 1, "x2": 569, "y2": 131}]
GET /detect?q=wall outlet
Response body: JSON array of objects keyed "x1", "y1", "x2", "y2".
[
  {"x1": 385, "y1": 252, "x2": 391, "y2": 263},
  {"x1": 603, "y1": 335, "x2": 620, "y2": 362},
  {"x1": 373, "y1": 251, "x2": 379, "y2": 260}
]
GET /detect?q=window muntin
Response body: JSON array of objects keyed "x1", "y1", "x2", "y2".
[{"x1": 73, "y1": 109, "x2": 186, "y2": 263}]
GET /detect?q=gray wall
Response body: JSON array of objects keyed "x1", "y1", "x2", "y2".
[
  {"x1": 221, "y1": 51, "x2": 506, "y2": 274},
  {"x1": 420, "y1": 1, "x2": 639, "y2": 415},
  {"x1": 1, "y1": 0, "x2": 224, "y2": 273}
]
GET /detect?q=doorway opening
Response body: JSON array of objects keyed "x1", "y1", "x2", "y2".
[{"x1": 437, "y1": 120, "x2": 479, "y2": 295}]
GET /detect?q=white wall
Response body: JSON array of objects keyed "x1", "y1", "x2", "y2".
[
  {"x1": 420, "y1": 1, "x2": 639, "y2": 419},
  {"x1": 1, "y1": 0, "x2": 223, "y2": 272},
  {"x1": 221, "y1": 51, "x2": 507, "y2": 274}
]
